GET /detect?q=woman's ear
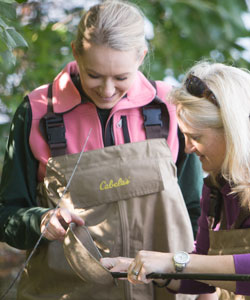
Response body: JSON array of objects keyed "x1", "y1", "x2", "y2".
[{"x1": 138, "y1": 48, "x2": 148, "y2": 66}]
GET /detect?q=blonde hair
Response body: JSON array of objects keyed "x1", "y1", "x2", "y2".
[
  {"x1": 171, "y1": 61, "x2": 250, "y2": 207},
  {"x1": 73, "y1": 0, "x2": 147, "y2": 60}
]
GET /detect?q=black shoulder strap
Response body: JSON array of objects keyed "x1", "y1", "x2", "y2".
[
  {"x1": 142, "y1": 80, "x2": 169, "y2": 140},
  {"x1": 145, "y1": 80, "x2": 186, "y2": 169},
  {"x1": 175, "y1": 126, "x2": 186, "y2": 169},
  {"x1": 205, "y1": 178, "x2": 224, "y2": 230},
  {"x1": 39, "y1": 83, "x2": 67, "y2": 157},
  {"x1": 205, "y1": 175, "x2": 250, "y2": 230},
  {"x1": 232, "y1": 206, "x2": 250, "y2": 229}
]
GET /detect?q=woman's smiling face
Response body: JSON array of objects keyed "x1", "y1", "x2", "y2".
[
  {"x1": 73, "y1": 42, "x2": 145, "y2": 109},
  {"x1": 178, "y1": 119, "x2": 226, "y2": 174}
]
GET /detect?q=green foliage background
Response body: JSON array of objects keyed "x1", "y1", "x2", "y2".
[{"x1": 0, "y1": 0, "x2": 250, "y2": 171}]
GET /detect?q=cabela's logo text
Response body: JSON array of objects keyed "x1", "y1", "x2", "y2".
[{"x1": 99, "y1": 177, "x2": 130, "y2": 190}]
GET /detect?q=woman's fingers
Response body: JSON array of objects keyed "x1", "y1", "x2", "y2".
[
  {"x1": 100, "y1": 257, "x2": 133, "y2": 272},
  {"x1": 41, "y1": 209, "x2": 66, "y2": 240},
  {"x1": 40, "y1": 208, "x2": 84, "y2": 241},
  {"x1": 128, "y1": 250, "x2": 172, "y2": 284},
  {"x1": 68, "y1": 210, "x2": 85, "y2": 226},
  {"x1": 100, "y1": 257, "x2": 116, "y2": 269},
  {"x1": 128, "y1": 257, "x2": 146, "y2": 284}
]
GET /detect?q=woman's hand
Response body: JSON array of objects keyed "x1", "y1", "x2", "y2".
[
  {"x1": 101, "y1": 256, "x2": 133, "y2": 273},
  {"x1": 101, "y1": 250, "x2": 175, "y2": 286},
  {"x1": 127, "y1": 250, "x2": 174, "y2": 284},
  {"x1": 40, "y1": 208, "x2": 84, "y2": 241}
]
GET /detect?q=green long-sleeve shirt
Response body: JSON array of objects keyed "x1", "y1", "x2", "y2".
[{"x1": 0, "y1": 96, "x2": 202, "y2": 250}]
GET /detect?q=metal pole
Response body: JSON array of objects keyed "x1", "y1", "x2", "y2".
[{"x1": 111, "y1": 272, "x2": 250, "y2": 281}]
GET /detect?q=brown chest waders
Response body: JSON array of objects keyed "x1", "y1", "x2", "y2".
[{"x1": 17, "y1": 139, "x2": 195, "y2": 300}]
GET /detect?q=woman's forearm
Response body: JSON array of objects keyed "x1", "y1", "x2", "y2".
[{"x1": 180, "y1": 254, "x2": 236, "y2": 292}]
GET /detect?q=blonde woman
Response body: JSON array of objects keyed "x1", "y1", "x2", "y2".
[
  {"x1": 0, "y1": 1, "x2": 203, "y2": 299},
  {"x1": 102, "y1": 61, "x2": 250, "y2": 299}
]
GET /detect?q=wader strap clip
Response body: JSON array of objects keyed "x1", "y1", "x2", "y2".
[
  {"x1": 142, "y1": 88, "x2": 170, "y2": 140},
  {"x1": 143, "y1": 106, "x2": 162, "y2": 127},
  {"x1": 39, "y1": 83, "x2": 67, "y2": 157},
  {"x1": 44, "y1": 112, "x2": 66, "y2": 153}
]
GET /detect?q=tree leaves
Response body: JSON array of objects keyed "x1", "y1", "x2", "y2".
[
  {"x1": 130, "y1": 0, "x2": 250, "y2": 79},
  {"x1": 0, "y1": 2, "x2": 16, "y2": 20},
  {"x1": 0, "y1": 0, "x2": 28, "y2": 67},
  {"x1": 5, "y1": 27, "x2": 28, "y2": 48}
]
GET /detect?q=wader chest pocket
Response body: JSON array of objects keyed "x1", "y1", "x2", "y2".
[{"x1": 44, "y1": 139, "x2": 173, "y2": 209}]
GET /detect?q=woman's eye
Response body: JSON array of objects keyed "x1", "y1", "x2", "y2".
[
  {"x1": 116, "y1": 77, "x2": 127, "y2": 81},
  {"x1": 88, "y1": 73, "x2": 99, "y2": 79},
  {"x1": 191, "y1": 136, "x2": 200, "y2": 141}
]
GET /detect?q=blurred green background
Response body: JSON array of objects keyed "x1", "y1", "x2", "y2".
[{"x1": 0, "y1": 0, "x2": 250, "y2": 173}]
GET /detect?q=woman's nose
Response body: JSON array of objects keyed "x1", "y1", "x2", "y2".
[
  {"x1": 185, "y1": 139, "x2": 196, "y2": 154},
  {"x1": 100, "y1": 80, "x2": 115, "y2": 97}
]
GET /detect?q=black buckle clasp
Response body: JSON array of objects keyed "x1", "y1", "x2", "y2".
[
  {"x1": 142, "y1": 107, "x2": 162, "y2": 127},
  {"x1": 44, "y1": 112, "x2": 66, "y2": 145}
]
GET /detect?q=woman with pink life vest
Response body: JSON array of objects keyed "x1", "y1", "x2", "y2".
[
  {"x1": 101, "y1": 61, "x2": 250, "y2": 299},
  {"x1": 0, "y1": 1, "x2": 203, "y2": 299}
]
